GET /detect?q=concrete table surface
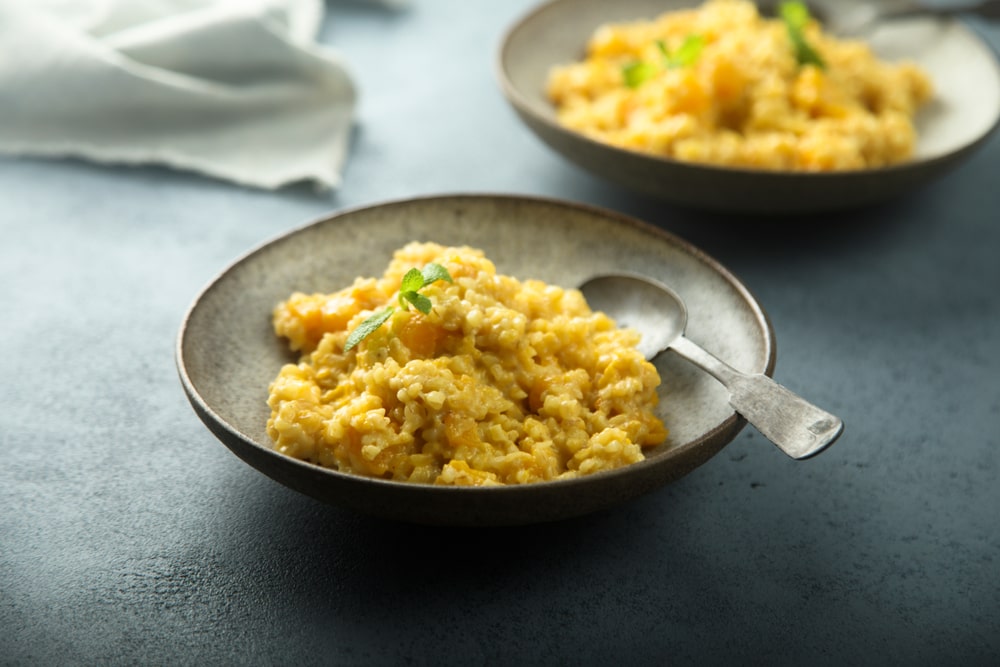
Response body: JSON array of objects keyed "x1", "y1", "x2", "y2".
[{"x1": 2, "y1": 2, "x2": 998, "y2": 664}]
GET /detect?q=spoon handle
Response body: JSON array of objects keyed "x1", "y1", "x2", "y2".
[
  {"x1": 829, "y1": 0, "x2": 1000, "y2": 36},
  {"x1": 670, "y1": 336, "x2": 843, "y2": 459},
  {"x1": 884, "y1": 0, "x2": 1000, "y2": 22},
  {"x1": 727, "y1": 375, "x2": 844, "y2": 459}
]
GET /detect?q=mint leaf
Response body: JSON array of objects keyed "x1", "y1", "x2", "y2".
[
  {"x1": 343, "y1": 262, "x2": 453, "y2": 351},
  {"x1": 420, "y1": 263, "x2": 453, "y2": 287},
  {"x1": 666, "y1": 35, "x2": 705, "y2": 69},
  {"x1": 623, "y1": 34, "x2": 705, "y2": 88},
  {"x1": 343, "y1": 306, "x2": 393, "y2": 352},
  {"x1": 400, "y1": 268, "x2": 425, "y2": 294},
  {"x1": 623, "y1": 61, "x2": 657, "y2": 88},
  {"x1": 779, "y1": 0, "x2": 810, "y2": 29},
  {"x1": 401, "y1": 291, "x2": 433, "y2": 314},
  {"x1": 780, "y1": 1, "x2": 826, "y2": 69}
]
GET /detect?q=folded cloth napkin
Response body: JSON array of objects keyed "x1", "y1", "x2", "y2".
[{"x1": 0, "y1": 0, "x2": 356, "y2": 189}]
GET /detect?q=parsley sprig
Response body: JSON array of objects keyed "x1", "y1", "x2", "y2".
[
  {"x1": 779, "y1": 1, "x2": 826, "y2": 69},
  {"x1": 343, "y1": 263, "x2": 453, "y2": 352},
  {"x1": 623, "y1": 34, "x2": 705, "y2": 88}
]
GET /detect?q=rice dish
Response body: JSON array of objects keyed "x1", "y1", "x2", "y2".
[
  {"x1": 546, "y1": 0, "x2": 933, "y2": 170},
  {"x1": 266, "y1": 242, "x2": 666, "y2": 486}
]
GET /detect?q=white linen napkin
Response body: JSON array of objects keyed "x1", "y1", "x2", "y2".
[{"x1": 0, "y1": 0, "x2": 356, "y2": 189}]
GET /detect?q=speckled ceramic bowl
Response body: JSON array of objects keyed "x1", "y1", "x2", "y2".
[
  {"x1": 497, "y1": 0, "x2": 1000, "y2": 213},
  {"x1": 176, "y1": 195, "x2": 774, "y2": 525}
]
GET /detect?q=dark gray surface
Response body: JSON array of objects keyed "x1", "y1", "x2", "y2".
[{"x1": 2, "y1": 1, "x2": 998, "y2": 664}]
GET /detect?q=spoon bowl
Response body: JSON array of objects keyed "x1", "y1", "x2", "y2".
[
  {"x1": 580, "y1": 273, "x2": 843, "y2": 460},
  {"x1": 578, "y1": 271, "x2": 687, "y2": 361}
]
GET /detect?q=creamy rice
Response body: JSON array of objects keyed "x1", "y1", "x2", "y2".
[
  {"x1": 266, "y1": 242, "x2": 666, "y2": 486},
  {"x1": 547, "y1": 0, "x2": 932, "y2": 170}
]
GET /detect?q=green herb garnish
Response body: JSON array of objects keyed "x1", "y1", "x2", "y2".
[
  {"x1": 343, "y1": 263, "x2": 453, "y2": 352},
  {"x1": 622, "y1": 34, "x2": 705, "y2": 88},
  {"x1": 779, "y1": 1, "x2": 826, "y2": 69},
  {"x1": 623, "y1": 61, "x2": 658, "y2": 88},
  {"x1": 661, "y1": 34, "x2": 705, "y2": 69}
]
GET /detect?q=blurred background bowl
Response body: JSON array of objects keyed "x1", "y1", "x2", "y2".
[{"x1": 497, "y1": 0, "x2": 1000, "y2": 214}]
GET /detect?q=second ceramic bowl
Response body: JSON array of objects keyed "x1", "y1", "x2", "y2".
[{"x1": 497, "y1": 0, "x2": 1000, "y2": 213}]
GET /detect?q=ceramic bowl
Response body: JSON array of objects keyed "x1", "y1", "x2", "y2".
[
  {"x1": 497, "y1": 0, "x2": 1000, "y2": 213},
  {"x1": 177, "y1": 194, "x2": 774, "y2": 525}
]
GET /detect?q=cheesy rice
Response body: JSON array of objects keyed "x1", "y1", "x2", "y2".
[
  {"x1": 546, "y1": 0, "x2": 933, "y2": 171},
  {"x1": 266, "y1": 242, "x2": 666, "y2": 486}
]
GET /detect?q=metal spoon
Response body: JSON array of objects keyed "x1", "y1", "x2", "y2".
[
  {"x1": 822, "y1": 0, "x2": 1000, "y2": 36},
  {"x1": 760, "y1": 0, "x2": 1000, "y2": 37},
  {"x1": 579, "y1": 273, "x2": 843, "y2": 460}
]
